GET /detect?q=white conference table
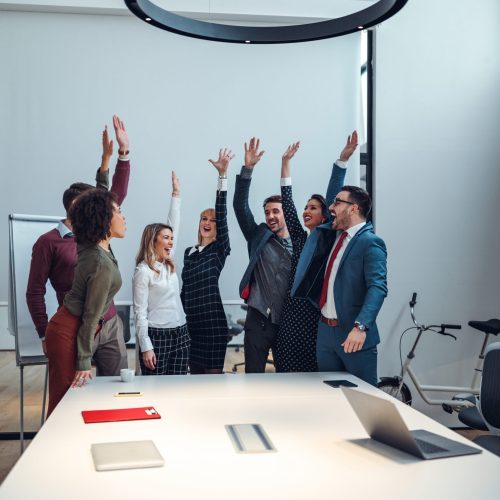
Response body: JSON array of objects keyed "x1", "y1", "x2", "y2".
[{"x1": 1, "y1": 372, "x2": 498, "y2": 500}]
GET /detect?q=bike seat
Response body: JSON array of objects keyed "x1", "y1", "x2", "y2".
[{"x1": 468, "y1": 319, "x2": 500, "y2": 335}]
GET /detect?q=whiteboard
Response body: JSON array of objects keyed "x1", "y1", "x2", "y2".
[{"x1": 8, "y1": 214, "x2": 63, "y2": 364}]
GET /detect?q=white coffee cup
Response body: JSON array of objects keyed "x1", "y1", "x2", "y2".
[{"x1": 120, "y1": 368, "x2": 135, "y2": 383}]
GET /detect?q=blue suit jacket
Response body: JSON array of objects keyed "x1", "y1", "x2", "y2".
[{"x1": 292, "y1": 221, "x2": 388, "y2": 348}]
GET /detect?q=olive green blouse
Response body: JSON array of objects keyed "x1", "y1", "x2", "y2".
[{"x1": 64, "y1": 244, "x2": 122, "y2": 370}]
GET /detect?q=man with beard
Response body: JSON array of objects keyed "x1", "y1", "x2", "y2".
[
  {"x1": 291, "y1": 185, "x2": 387, "y2": 385},
  {"x1": 233, "y1": 137, "x2": 292, "y2": 373}
]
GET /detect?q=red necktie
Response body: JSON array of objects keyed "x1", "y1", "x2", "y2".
[{"x1": 319, "y1": 231, "x2": 348, "y2": 309}]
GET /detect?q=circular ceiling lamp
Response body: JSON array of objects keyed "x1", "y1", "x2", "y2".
[{"x1": 124, "y1": 0, "x2": 408, "y2": 44}]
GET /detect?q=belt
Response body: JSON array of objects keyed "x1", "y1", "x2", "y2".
[
  {"x1": 320, "y1": 315, "x2": 339, "y2": 327},
  {"x1": 94, "y1": 318, "x2": 105, "y2": 337}
]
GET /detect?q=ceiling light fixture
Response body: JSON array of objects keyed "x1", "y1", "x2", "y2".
[{"x1": 124, "y1": 0, "x2": 408, "y2": 44}]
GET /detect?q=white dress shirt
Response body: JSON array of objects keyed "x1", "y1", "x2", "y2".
[
  {"x1": 133, "y1": 196, "x2": 185, "y2": 352},
  {"x1": 321, "y1": 221, "x2": 366, "y2": 319}
]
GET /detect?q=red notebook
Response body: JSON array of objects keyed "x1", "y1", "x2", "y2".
[{"x1": 82, "y1": 407, "x2": 161, "y2": 424}]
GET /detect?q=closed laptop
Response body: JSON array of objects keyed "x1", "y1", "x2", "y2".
[{"x1": 91, "y1": 440, "x2": 164, "y2": 471}]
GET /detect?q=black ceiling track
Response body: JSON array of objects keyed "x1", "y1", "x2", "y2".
[{"x1": 124, "y1": 0, "x2": 408, "y2": 44}]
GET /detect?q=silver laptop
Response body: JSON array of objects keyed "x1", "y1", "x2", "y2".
[
  {"x1": 91, "y1": 440, "x2": 164, "y2": 471},
  {"x1": 341, "y1": 387, "x2": 482, "y2": 460}
]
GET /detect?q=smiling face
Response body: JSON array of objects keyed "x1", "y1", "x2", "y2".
[
  {"x1": 264, "y1": 201, "x2": 287, "y2": 237},
  {"x1": 303, "y1": 198, "x2": 326, "y2": 231},
  {"x1": 329, "y1": 190, "x2": 356, "y2": 231},
  {"x1": 198, "y1": 209, "x2": 216, "y2": 245},
  {"x1": 154, "y1": 227, "x2": 174, "y2": 261},
  {"x1": 109, "y1": 203, "x2": 126, "y2": 239}
]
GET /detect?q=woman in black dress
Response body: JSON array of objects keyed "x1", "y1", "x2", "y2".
[
  {"x1": 181, "y1": 148, "x2": 234, "y2": 374},
  {"x1": 274, "y1": 132, "x2": 358, "y2": 372}
]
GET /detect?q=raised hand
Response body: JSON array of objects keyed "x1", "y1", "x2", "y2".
[
  {"x1": 244, "y1": 137, "x2": 265, "y2": 169},
  {"x1": 282, "y1": 142, "x2": 300, "y2": 162},
  {"x1": 339, "y1": 130, "x2": 358, "y2": 162},
  {"x1": 99, "y1": 125, "x2": 113, "y2": 172},
  {"x1": 281, "y1": 141, "x2": 300, "y2": 178},
  {"x1": 209, "y1": 148, "x2": 235, "y2": 176},
  {"x1": 102, "y1": 126, "x2": 113, "y2": 158},
  {"x1": 172, "y1": 170, "x2": 180, "y2": 197},
  {"x1": 113, "y1": 115, "x2": 129, "y2": 153}
]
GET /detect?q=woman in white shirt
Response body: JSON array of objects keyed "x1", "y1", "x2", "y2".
[{"x1": 133, "y1": 172, "x2": 189, "y2": 375}]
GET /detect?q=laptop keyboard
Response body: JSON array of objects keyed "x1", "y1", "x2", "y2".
[{"x1": 415, "y1": 438, "x2": 448, "y2": 454}]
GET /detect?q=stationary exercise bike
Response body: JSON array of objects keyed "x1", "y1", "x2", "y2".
[{"x1": 378, "y1": 293, "x2": 500, "y2": 413}]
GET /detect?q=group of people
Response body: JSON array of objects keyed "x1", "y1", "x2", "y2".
[{"x1": 26, "y1": 116, "x2": 388, "y2": 416}]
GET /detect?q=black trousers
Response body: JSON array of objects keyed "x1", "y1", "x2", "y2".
[{"x1": 244, "y1": 307, "x2": 279, "y2": 373}]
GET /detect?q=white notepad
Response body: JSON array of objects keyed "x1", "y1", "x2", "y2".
[{"x1": 91, "y1": 440, "x2": 164, "y2": 471}]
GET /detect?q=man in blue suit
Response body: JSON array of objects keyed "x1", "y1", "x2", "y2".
[{"x1": 292, "y1": 185, "x2": 387, "y2": 385}]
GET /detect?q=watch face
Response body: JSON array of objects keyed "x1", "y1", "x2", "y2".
[{"x1": 356, "y1": 323, "x2": 366, "y2": 331}]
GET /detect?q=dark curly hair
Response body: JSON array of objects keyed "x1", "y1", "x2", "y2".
[
  {"x1": 69, "y1": 189, "x2": 118, "y2": 245},
  {"x1": 62, "y1": 182, "x2": 95, "y2": 212}
]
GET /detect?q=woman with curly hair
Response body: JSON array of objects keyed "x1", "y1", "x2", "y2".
[
  {"x1": 45, "y1": 189, "x2": 126, "y2": 415},
  {"x1": 133, "y1": 172, "x2": 189, "y2": 375},
  {"x1": 181, "y1": 148, "x2": 233, "y2": 374}
]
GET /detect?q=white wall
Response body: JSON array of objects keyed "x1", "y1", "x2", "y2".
[
  {"x1": 0, "y1": 8, "x2": 360, "y2": 346},
  {"x1": 374, "y1": 0, "x2": 500, "y2": 423}
]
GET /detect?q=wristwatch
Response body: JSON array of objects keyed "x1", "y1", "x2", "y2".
[{"x1": 355, "y1": 321, "x2": 368, "y2": 332}]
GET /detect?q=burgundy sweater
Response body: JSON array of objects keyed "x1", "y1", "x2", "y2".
[{"x1": 26, "y1": 160, "x2": 130, "y2": 338}]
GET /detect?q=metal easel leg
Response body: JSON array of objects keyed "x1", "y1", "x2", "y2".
[
  {"x1": 20, "y1": 365, "x2": 24, "y2": 454},
  {"x1": 41, "y1": 364, "x2": 48, "y2": 426}
]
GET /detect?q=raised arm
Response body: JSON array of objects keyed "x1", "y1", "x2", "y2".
[
  {"x1": 209, "y1": 148, "x2": 234, "y2": 255},
  {"x1": 168, "y1": 171, "x2": 181, "y2": 257},
  {"x1": 280, "y1": 142, "x2": 305, "y2": 248},
  {"x1": 95, "y1": 126, "x2": 111, "y2": 189},
  {"x1": 233, "y1": 137, "x2": 265, "y2": 241},
  {"x1": 110, "y1": 115, "x2": 131, "y2": 206},
  {"x1": 325, "y1": 131, "x2": 358, "y2": 207}
]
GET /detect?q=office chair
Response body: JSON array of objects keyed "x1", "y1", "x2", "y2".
[
  {"x1": 116, "y1": 304, "x2": 131, "y2": 343},
  {"x1": 470, "y1": 342, "x2": 500, "y2": 456},
  {"x1": 458, "y1": 319, "x2": 500, "y2": 431}
]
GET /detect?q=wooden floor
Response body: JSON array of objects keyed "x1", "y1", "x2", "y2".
[{"x1": 0, "y1": 348, "x2": 488, "y2": 484}]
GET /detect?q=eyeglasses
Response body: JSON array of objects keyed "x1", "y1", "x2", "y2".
[{"x1": 332, "y1": 197, "x2": 355, "y2": 206}]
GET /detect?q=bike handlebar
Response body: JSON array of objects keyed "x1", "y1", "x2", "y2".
[
  {"x1": 409, "y1": 293, "x2": 461, "y2": 335},
  {"x1": 441, "y1": 324, "x2": 461, "y2": 330}
]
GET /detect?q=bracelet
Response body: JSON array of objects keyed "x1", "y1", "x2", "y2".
[{"x1": 218, "y1": 175, "x2": 227, "y2": 179}]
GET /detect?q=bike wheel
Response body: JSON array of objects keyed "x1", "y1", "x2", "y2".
[{"x1": 377, "y1": 378, "x2": 412, "y2": 405}]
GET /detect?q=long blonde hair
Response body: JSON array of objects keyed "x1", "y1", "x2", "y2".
[
  {"x1": 197, "y1": 208, "x2": 216, "y2": 246},
  {"x1": 136, "y1": 223, "x2": 175, "y2": 273}
]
